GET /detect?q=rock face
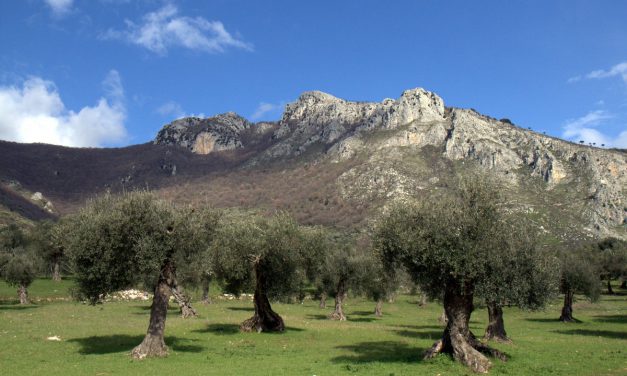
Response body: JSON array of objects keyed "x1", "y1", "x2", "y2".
[
  {"x1": 256, "y1": 88, "x2": 626, "y2": 238},
  {"x1": 154, "y1": 112, "x2": 253, "y2": 154}
]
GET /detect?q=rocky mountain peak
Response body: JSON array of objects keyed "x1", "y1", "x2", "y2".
[{"x1": 154, "y1": 112, "x2": 253, "y2": 154}]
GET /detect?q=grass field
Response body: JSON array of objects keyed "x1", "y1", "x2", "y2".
[{"x1": 0, "y1": 279, "x2": 625, "y2": 375}]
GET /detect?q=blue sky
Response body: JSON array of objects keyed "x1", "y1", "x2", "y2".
[{"x1": 1, "y1": 0, "x2": 626, "y2": 147}]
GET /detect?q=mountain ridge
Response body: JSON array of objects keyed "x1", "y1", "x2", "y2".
[{"x1": 1, "y1": 87, "x2": 625, "y2": 240}]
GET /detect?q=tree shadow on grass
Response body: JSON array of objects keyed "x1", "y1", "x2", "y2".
[
  {"x1": 193, "y1": 323, "x2": 304, "y2": 335},
  {"x1": 526, "y1": 318, "x2": 565, "y2": 323},
  {"x1": 392, "y1": 329, "x2": 443, "y2": 341},
  {"x1": 193, "y1": 323, "x2": 240, "y2": 335},
  {"x1": 132, "y1": 305, "x2": 179, "y2": 315},
  {"x1": 331, "y1": 341, "x2": 425, "y2": 363},
  {"x1": 306, "y1": 314, "x2": 328, "y2": 320},
  {"x1": 350, "y1": 310, "x2": 375, "y2": 316},
  {"x1": 0, "y1": 303, "x2": 39, "y2": 311},
  {"x1": 553, "y1": 329, "x2": 627, "y2": 340},
  {"x1": 68, "y1": 335, "x2": 204, "y2": 355},
  {"x1": 391, "y1": 324, "x2": 443, "y2": 330},
  {"x1": 226, "y1": 307, "x2": 254, "y2": 312},
  {"x1": 592, "y1": 315, "x2": 627, "y2": 324},
  {"x1": 347, "y1": 316, "x2": 378, "y2": 323}
]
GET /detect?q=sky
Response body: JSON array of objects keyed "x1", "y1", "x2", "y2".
[{"x1": 0, "y1": 0, "x2": 626, "y2": 148}]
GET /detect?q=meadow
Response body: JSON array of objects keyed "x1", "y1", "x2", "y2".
[{"x1": 0, "y1": 279, "x2": 625, "y2": 375}]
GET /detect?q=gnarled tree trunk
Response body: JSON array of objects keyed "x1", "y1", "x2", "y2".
[
  {"x1": 319, "y1": 292, "x2": 327, "y2": 309},
  {"x1": 170, "y1": 280, "x2": 197, "y2": 318},
  {"x1": 201, "y1": 276, "x2": 211, "y2": 304},
  {"x1": 328, "y1": 280, "x2": 347, "y2": 321},
  {"x1": 424, "y1": 282, "x2": 506, "y2": 374},
  {"x1": 374, "y1": 299, "x2": 383, "y2": 317},
  {"x1": 559, "y1": 290, "x2": 575, "y2": 322},
  {"x1": 621, "y1": 280, "x2": 627, "y2": 289},
  {"x1": 131, "y1": 263, "x2": 173, "y2": 359},
  {"x1": 240, "y1": 262, "x2": 284, "y2": 332},
  {"x1": 484, "y1": 302, "x2": 511, "y2": 343},
  {"x1": 52, "y1": 258, "x2": 61, "y2": 282},
  {"x1": 438, "y1": 310, "x2": 448, "y2": 326},
  {"x1": 17, "y1": 284, "x2": 30, "y2": 305}
]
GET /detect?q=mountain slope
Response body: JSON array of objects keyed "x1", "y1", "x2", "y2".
[{"x1": 0, "y1": 88, "x2": 625, "y2": 240}]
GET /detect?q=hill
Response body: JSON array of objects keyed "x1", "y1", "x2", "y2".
[{"x1": 0, "y1": 88, "x2": 625, "y2": 240}]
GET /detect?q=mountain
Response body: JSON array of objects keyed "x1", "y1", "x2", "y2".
[{"x1": 1, "y1": 88, "x2": 625, "y2": 240}]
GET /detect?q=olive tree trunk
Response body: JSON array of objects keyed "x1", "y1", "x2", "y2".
[
  {"x1": 559, "y1": 290, "x2": 575, "y2": 322},
  {"x1": 240, "y1": 262, "x2": 285, "y2": 333},
  {"x1": 621, "y1": 280, "x2": 627, "y2": 289},
  {"x1": 484, "y1": 302, "x2": 511, "y2": 343},
  {"x1": 319, "y1": 292, "x2": 327, "y2": 309},
  {"x1": 131, "y1": 264, "x2": 173, "y2": 359},
  {"x1": 606, "y1": 280, "x2": 614, "y2": 295},
  {"x1": 424, "y1": 282, "x2": 506, "y2": 374},
  {"x1": 17, "y1": 284, "x2": 30, "y2": 305},
  {"x1": 170, "y1": 278, "x2": 197, "y2": 318},
  {"x1": 52, "y1": 258, "x2": 61, "y2": 282},
  {"x1": 328, "y1": 280, "x2": 347, "y2": 321},
  {"x1": 374, "y1": 299, "x2": 383, "y2": 317},
  {"x1": 201, "y1": 276, "x2": 211, "y2": 304}
]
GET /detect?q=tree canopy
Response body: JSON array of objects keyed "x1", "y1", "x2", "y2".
[
  {"x1": 373, "y1": 176, "x2": 557, "y2": 373},
  {"x1": 211, "y1": 211, "x2": 326, "y2": 332},
  {"x1": 63, "y1": 191, "x2": 218, "y2": 358}
]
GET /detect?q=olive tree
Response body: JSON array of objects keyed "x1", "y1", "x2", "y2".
[
  {"x1": 64, "y1": 192, "x2": 217, "y2": 358},
  {"x1": 30, "y1": 220, "x2": 66, "y2": 282},
  {"x1": 558, "y1": 245, "x2": 600, "y2": 322},
  {"x1": 211, "y1": 212, "x2": 322, "y2": 332},
  {"x1": 361, "y1": 257, "x2": 399, "y2": 317},
  {"x1": 314, "y1": 245, "x2": 369, "y2": 321},
  {"x1": 0, "y1": 224, "x2": 38, "y2": 304},
  {"x1": 373, "y1": 177, "x2": 557, "y2": 373},
  {"x1": 0, "y1": 247, "x2": 38, "y2": 304},
  {"x1": 478, "y1": 226, "x2": 558, "y2": 343},
  {"x1": 595, "y1": 238, "x2": 627, "y2": 295}
]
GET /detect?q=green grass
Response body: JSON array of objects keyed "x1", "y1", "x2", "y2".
[{"x1": 1, "y1": 280, "x2": 626, "y2": 375}]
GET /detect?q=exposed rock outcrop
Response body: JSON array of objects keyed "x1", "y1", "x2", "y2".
[
  {"x1": 254, "y1": 88, "x2": 626, "y2": 237},
  {"x1": 154, "y1": 112, "x2": 252, "y2": 154}
]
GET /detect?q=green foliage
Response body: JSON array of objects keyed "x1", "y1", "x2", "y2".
[
  {"x1": 559, "y1": 244, "x2": 601, "y2": 302},
  {"x1": 0, "y1": 224, "x2": 39, "y2": 289},
  {"x1": 314, "y1": 242, "x2": 370, "y2": 298},
  {"x1": 0, "y1": 223, "x2": 27, "y2": 250},
  {"x1": 211, "y1": 212, "x2": 320, "y2": 300},
  {"x1": 1, "y1": 248, "x2": 37, "y2": 288},
  {"x1": 29, "y1": 219, "x2": 67, "y2": 275},
  {"x1": 594, "y1": 237, "x2": 627, "y2": 282},
  {"x1": 373, "y1": 176, "x2": 557, "y2": 308},
  {"x1": 64, "y1": 191, "x2": 217, "y2": 304}
]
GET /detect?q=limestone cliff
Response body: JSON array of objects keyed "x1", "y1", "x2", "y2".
[{"x1": 256, "y1": 88, "x2": 626, "y2": 238}]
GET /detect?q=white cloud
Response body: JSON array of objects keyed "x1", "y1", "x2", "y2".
[
  {"x1": 586, "y1": 62, "x2": 627, "y2": 84},
  {"x1": 570, "y1": 62, "x2": 627, "y2": 85},
  {"x1": 44, "y1": 0, "x2": 74, "y2": 16},
  {"x1": 250, "y1": 102, "x2": 284, "y2": 121},
  {"x1": 156, "y1": 101, "x2": 185, "y2": 119},
  {"x1": 562, "y1": 110, "x2": 627, "y2": 148},
  {"x1": 0, "y1": 71, "x2": 127, "y2": 147},
  {"x1": 102, "y1": 4, "x2": 252, "y2": 55}
]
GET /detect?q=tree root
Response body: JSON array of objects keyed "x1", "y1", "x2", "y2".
[
  {"x1": 424, "y1": 332, "x2": 507, "y2": 373},
  {"x1": 328, "y1": 310, "x2": 346, "y2": 321},
  {"x1": 131, "y1": 335, "x2": 168, "y2": 359},
  {"x1": 240, "y1": 314, "x2": 285, "y2": 333}
]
